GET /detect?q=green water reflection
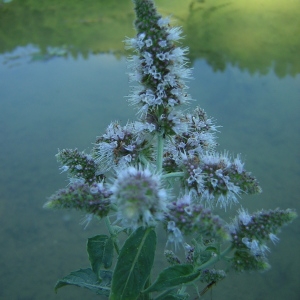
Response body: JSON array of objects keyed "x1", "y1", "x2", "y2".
[
  {"x1": 1, "y1": 0, "x2": 300, "y2": 77},
  {"x1": 0, "y1": 1, "x2": 299, "y2": 300}
]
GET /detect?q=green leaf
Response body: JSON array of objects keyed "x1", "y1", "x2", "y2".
[
  {"x1": 145, "y1": 264, "x2": 201, "y2": 293},
  {"x1": 205, "y1": 246, "x2": 218, "y2": 253},
  {"x1": 87, "y1": 235, "x2": 114, "y2": 274},
  {"x1": 110, "y1": 226, "x2": 156, "y2": 300},
  {"x1": 55, "y1": 268, "x2": 110, "y2": 296}
]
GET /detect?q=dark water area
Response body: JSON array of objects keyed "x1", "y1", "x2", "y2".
[{"x1": 0, "y1": 0, "x2": 299, "y2": 299}]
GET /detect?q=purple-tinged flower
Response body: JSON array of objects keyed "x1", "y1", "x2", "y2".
[
  {"x1": 237, "y1": 208, "x2": 252, "y2": 226},
  {"x1": 94, "y1": 121, "x2": 153, "y2": 171},
  {"x1": 164, "y1": 249, "x2": 181, "y2": 265},
  {"x1": 242, "y1": 237, "x2": 270, "y2": 257},
  {"x1": 56, "y1": 148, "x2": 103, "y2": 184},
  {"x1": 229, "y1": 208, "x2": 297, "y2": 271},
  {"x1": 163, "y1": 106, "x2": 218, "y2": 175},
  {"x1": 165, "y1": 194, "x2": 229, "y2": 240},
  {"x1": 110, "y1": 166, "x2": 168, "y2": 229},
  {"x1": 200, "y1": 269, "x2": 226, "y2": 284},
  {"x1": 44, "y1": 181, "x2": 112, "y2": 218},
  {"x1": 230, "y1": 208, "x2": 297, "y2": 245},
  {"x1": 166, "y1": 220, "x2": 184, "y2": 250},
  {"x1": 177, "y1": 151, "x2": 262, "y2": 209},
  {"x1": 184, "y1": 243, "x2": 195, "y2": 264},
  {"x1": 126, "y1": 0, "x2": 193, "y2": 138}
]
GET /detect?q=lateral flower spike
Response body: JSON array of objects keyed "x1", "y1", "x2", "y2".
[
  {"x1": 229, "y1": 208, "x2": 297, "y2": 271},
  {"x1": 165, "y1": 194, "x2": 230, "y2": 241},
  {"x1": 56, "y1": 148, "x2": 104, "y2": 184},
  {"x1": 44, "y1": 181, "x2": 112, "y2": 218}
]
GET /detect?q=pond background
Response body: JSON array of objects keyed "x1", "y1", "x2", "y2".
[{"x1": 0, "y1": 0, "x2": 299, "y2": 299}]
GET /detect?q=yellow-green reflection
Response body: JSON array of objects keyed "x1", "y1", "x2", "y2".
[
  {"x1": 185, "y1": 0, "x2": 300, "y2": 77},
  {"x1": 0, "y1": 0, "x2": 299, "y2": 77}
]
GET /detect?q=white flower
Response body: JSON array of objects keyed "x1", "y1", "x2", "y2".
[
  {"x1": 167, "y1": 64, "x2": 193, "y2": 81},
  {"x1": 233, "y1": 154, "x2": 244, "y2": 174},
  {"x1": 211, "y1": 178, "x2": 218, "y2": 188},
  {"x1": 145, "y1": 38, "x2": 153, "y2": 47},
  {"x1": 169, "y1": 47, "x2": 189, "y2": 63},
  {"x1": 166, "y1": 221, "x2": 184, "y2": 250},
  {"x1": 242, "y1": 237, "x2": 270, "y2": 257},
  {"x1": 124, "y1": 33, "x2": 146, "y2": 50},
  {"x1": 168, "y1": 98, "x2": 177, "y2": 107},
  {"x1": 167, "y1": 27, "x2": 183, "y2": 41},
  {"x1": 89, "y1": 182, "x2": 105, "y2": 194},
  {"x1": 156, "y1": 52, "x2": 166, "y2": 61},
  {"x1": 163, "y1": 73, "x2": 177, "y2": 87},
  {"x1": 143, "y1": 51, "x2": 153, "y2": 66},
  {"x1": 80, "y1": 214, "x2": 93, "y2": 229},
  {"x1": 59, "y1": 165, "x2": 69, "y2": 173},
  {"x1": 202, "y1": 152, "x2": 220, "y2": 166},
  {"x1": 177, "y1": 193, "x2": 192, "y2": 206},
  {"x1": 96, "y1": 141, "x2": 117, "y2": 171},
  {"x1": 158, "y1": 40, "x2": 167, "y2": 47},
  {"x1": 215, "y1": 192, "x2": 239, "y2": 209},
  {"x1": 124, "y1": 37, "x2": 137, "y2": 49},
  {"x1": 269, "y1": 233, "x2": 280, "y2": 244},
  {"x1": 157, "y1": 17, "x2": 170, "y2": 28},
  {"x1": 168, "y1": 111, "x2": 188, "y2": 134},
  {"x1": 237, "y1": 208, "x2": 252, "y2": 226}
]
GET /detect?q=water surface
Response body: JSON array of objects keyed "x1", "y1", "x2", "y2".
[{"x1": 0, "y1": 0, "x2": 299, "y2": 299}]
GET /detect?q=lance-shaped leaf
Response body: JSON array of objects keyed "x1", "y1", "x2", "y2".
[
  {"x1": 145, "y1": 264, "x2": 201, "y2": 293},
  {"x1": 55, "y1": 268, "x2": 111, "y2": 296},
  {"x1": 87, "y1": 235, "x2": 114, "y2": 275},
  {"x1": 110, "y1": 226, "x2": 156, "y2": 300}
]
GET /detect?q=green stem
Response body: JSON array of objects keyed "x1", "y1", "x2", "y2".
[
  {"x1": 142, "y1": 277, "x2": 152, "y2": 300},
  {"x1": 110, "y1": 204, "x2": 118, "y2": 212},
  {"x1": 197, "y1": 245, "x2": 234, "y2": 271},
  {"x1": 140, "y1": 155, "x2": 150, "y2": 166},
  {"x1": 162, "y1": 172, "x2": 185, "y2": 179},
  {"x1": 156, "y1": 134, "x2": 164, "y2": 173},
  {"x1": 105, "y1": 216, "x2": 120, "y2": 255}
]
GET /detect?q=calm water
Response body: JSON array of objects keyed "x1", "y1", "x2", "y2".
[{"x1": 0, "y1": 0, "x2": 299, "y2": 299}]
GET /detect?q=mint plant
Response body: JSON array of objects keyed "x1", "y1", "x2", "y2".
[{"x1": 45, "y1": 0, "x2": 296, "y2": 299}]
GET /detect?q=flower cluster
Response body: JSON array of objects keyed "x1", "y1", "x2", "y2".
[
  {"x1": 200, "y1": 268, "x2": 226, "y2": 284},
  {"x1": 164, "y1": 250, "x2": 181, "y2": 266},
  {"x1": 93, "y1": 121, "x2": 154, "y2": 172},
  {"x1": 163, "y1": 150, "x2": 262, "y2": 209},
  {"x1": 229, "y1": 208, "x2": 297, "y2": 271},
  {"x1": 175, "y1": 107, "x2": 218, "y2": 153},
  {"x1": 184, "y1": 152, "x2": 262, "y2": 208},
  {"x1": 110, "y1": 165, "x2": 168, "y2": 229},
  {"x1": 56, "y1": 148, "x2": 104, "y2": 184},
  {"x1": 44, "y1": 181, "x2": 111, "y2": 218},
  {"x1": 45, "y1": 2, "x2": 296, "y2": 293},
  {"x1": 163, "y1": 107, "x2": 218, "y2": 174},
  {"x1": 126, "y1": 0, "x2": 192, "y2": 135},
  {"x1": 165, "y1": 194, "x2": 229, "y2": 241}
]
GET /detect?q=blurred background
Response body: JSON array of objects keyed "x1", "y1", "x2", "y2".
[{"x1": 0, "y1": 0, "x2": 299, "y2": 299}]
